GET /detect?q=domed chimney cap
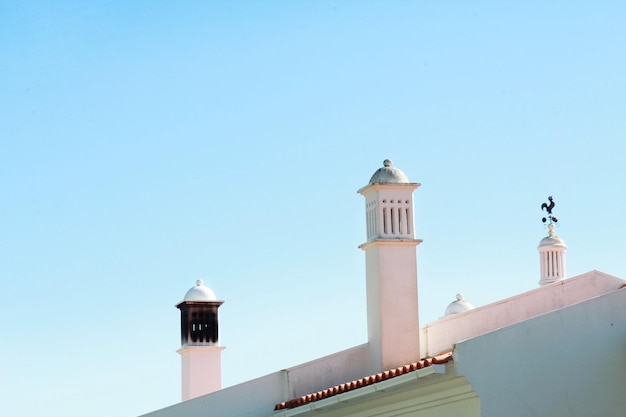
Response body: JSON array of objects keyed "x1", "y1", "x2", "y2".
[
  {"x1": 444, "y1": 293, "x2": 475, "y2": 316},
  {"x1": 538, "y1": 224, "x2": 567, "y2": 248},
  {"x1": 183, "y1": 279, "x2": 217, "y2": 302},
  {"x1": 368, "y1": 159, "x2": 410, "y2": 184}
]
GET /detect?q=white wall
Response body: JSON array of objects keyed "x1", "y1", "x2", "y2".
[
  {"x1": 285, "y1": 343, "x2": 372, "y2": 398},
  {"x1": 421, "y1": 270, "x2": 624, "y2": 357},
  {"x1": 141, "y1": 344, "x2": 374, "y2": 417},
  {"x1": 140, "y1": 372, "x2": 285, "y2": 417},
  {"x1": 455, "y1": 288, "x2": 626, "y2": 417}
]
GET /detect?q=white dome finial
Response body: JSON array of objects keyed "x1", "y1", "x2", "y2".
[
  {"x1": 183, "y1": 279, "x2": 217, "y2": 302},
  {"x1": 368, "y1": 159, "x2": 409, "y2": 184},
  {"x1": 444, "y1": 293, "x2": 475, "y2": 316}
]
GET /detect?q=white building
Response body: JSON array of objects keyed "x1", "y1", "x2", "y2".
[{"x1": 141, "y1": 160, "x2": 626, "y2": 417}]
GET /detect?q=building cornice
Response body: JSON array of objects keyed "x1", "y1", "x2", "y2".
[
  {"x1": 177, "y1": 345, "x2": 226, "y2": 354},
  {"x1": 357, "y1": 182, "x2": 420, "y2": 196},
  {"x1": 359, "y1": 238, "x2": 422, "y2": 250}
]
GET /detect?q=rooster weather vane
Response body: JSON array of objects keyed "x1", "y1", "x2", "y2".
[{"x1": 541, "y1": 196, "x2": 558, "y2": 224}]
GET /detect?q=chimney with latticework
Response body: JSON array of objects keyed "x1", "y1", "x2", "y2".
[
  {"x1": 176, "y1": 279, "x2": 225, "y2": 401},
  {"x1": 358, "y1": 159, "x2": 422, "y2": 371}
]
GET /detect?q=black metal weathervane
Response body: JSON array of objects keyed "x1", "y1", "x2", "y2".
[{"x1": 541, "y1": 196, "x2": 558, "y2": 224}]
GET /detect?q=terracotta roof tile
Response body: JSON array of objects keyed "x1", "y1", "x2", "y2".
[{"x1": 274, "y1": 351, "x2": 453, "y2": 411}]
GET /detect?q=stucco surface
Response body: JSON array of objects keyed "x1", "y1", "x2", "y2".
[{"x1": 454, "y1": 287, "x2": 626, "y2": 417}]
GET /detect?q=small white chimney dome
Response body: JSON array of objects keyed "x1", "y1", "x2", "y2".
[
  {"x1": 183, "y1": 279, "x2": 217, "y2": 302},
  {"x1": 538, "y1": 226, "x2": 567, "y2": 249},
  {"x1": 368, "y1": 159, "x2": 410, "y2": 184},
  {"x1": 444, "y1": 293, "x2": 475, "y2": 316}
]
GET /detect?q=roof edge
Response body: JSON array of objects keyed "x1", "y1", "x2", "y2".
[{"x1": 274, "y1": 351, "x2": 453, "y2": 411}]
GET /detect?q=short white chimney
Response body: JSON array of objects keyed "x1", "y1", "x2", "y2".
[
  {"x1": 538, "y1": 223, "x2": 567, "y2": 286},
  {"x1": 176, "y1": 280, "x2": 225, "y2": 401}
]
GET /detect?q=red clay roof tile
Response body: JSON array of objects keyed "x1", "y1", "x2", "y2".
[{"x1": 274, "y1": 351, "x2": 453, "y2": 411}]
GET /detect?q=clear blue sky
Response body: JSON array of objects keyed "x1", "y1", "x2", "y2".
[{"x1": 1, "y1": 2, "x2": 625, "y2": 416}]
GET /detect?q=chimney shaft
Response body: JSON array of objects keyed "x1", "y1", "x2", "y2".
[{"x1": 358, "y1": 160, "x2": 422, "y2": 370}]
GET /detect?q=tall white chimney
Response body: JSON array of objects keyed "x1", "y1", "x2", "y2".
[{"x1": 358, "y1": 159, "x2": 422, "y2": 371}]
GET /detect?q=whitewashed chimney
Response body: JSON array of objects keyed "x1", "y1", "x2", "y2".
[
  {"x1": 538, "y1": 223, "x2": 568, "y2": 286},
  {"x1": 358, "y1": 159, "x2": 422, "y2": 371},
  {"x1": 176, "y1": 279, "x2": 225, "y2": 401}
]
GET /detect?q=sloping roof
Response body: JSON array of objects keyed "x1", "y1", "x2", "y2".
[
  {"x1": 421, "y1": 270, "x2": 626, "y2": 357},
  {"x1": 274, "y1": 351, "x2": 453, "y2": 410}
]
